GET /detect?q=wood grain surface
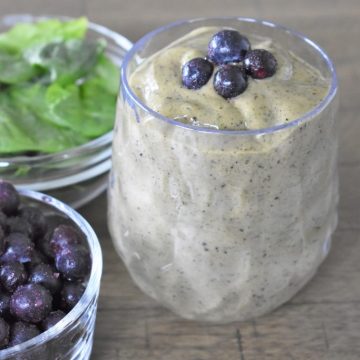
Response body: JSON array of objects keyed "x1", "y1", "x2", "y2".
[{"x1": 1, "y1": 0, "x2": 360, "y2": 359}]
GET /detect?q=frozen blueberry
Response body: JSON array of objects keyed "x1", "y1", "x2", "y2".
[
  {"x1": 0, "y1": 317, "x2": 9, "y2": 348},
  {"x1": 60, "y1": 282, "x2": 85, "y2": 311},
  {"x1": 182, "y1": 58, "x2": 213, "y2": 90},
  {"x1": 6, "y1": 217, "x2": 33, "y2": 240},
  {"x1": 0, "y1": 262, "x2": 28, "y2": 293},
  {"x1": 0, "y1": 292, "x2": 10, "y2": 318},
  {"x1": 0, "y1": 211, "x2": 7, "y2": 230},
  {"x1": 1, "y1": 232, "x2": 34, "y2": 264},
  {"x1": 208, "y1": 29, "x2": 250, "y2": 64},
  {"x1": 9, "y1": 321, "x2": 40, "y2": 346},
  {"x1": 244, "y1": 49, "x2": 277, "y2": 79},
  {"x1": 0, "y1": 181, "x2": 20, "y2": 216},
  {"x1": 38, "y1": 233, "x2": 55, "y2": 260},
  {"x1": 27, "y1": 250, "x2": 48, "y2": 271},
  {"x1": 50, "y1": 225, "x2": 84, "y2": 255},
  {"x1": 213, "y1": 65, "x2": 248, "y2": 99},
  {"x1": 0, "y1": 226, "x2": 5, "y2": 256},
  {"x1": 30, "y1": 264, "x2": 61, "y2": 295},
  {"x1": 20, "y1": 206, "x2": 47, "y2": 240},
  {"x1": 10, "y1": 284, "x2": 52, "y2": 323},
  {"x1": 55, "y1": 244, "x2": 90, "y2": 281},
  {"x1": 41, "y1": 310, "x2": 66, "y2": 331}
]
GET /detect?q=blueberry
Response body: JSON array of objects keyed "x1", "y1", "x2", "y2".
[
  {"x1": 0, "y1": 262, "x2": 28, "y2": 293},
  {"x1": 55, "y1": 244, "x2": 90, "y2": 281},
  {"x1": 6, "y1": 217, "x2": 33, "y2": 240},
  {"x1": 9, "y1": 321, "x2": 40, "y2": 346},
  {"x1": 50, "y1": 225, "x2": 84, "y2": 255},
  {"x1": 10, "y1": 284, "x2": 52, "y2": 323},
  {"x1": 213, "y1": 65, "x2": 248, "y2": 99},
  {"x1": 0, "y1": 226, "x2": 5, "y2": 256},
  {"x1": 1, "y1": 232, "x2": 34, "y2": 264},
  {"x1": 29, "y1": 264, "x2": 61, "y2": 295},
  {"x1": 182, "y1": 58, "x2": 213, "y2": 90},
  {"x1": 208, "y1": 29, "x2": 250, "y2": 64},
  {"x1": 244, "y1": 49, "x2": 277, "y2": 79},
  {"x1": 0, "y1": 181, "x2": 20, "y2": 216},
  {"x1": 0, "y1": 317, "x2": 9, "y2": 348},
  {"x1": 60, "y1": 282, "x2": 85, "y2": 311},
  {"x1": 38, "y1": 233, "x2": 55, "y2": 259},
  {"x1": 0, "y1": 292, "x2": 10, "y2": 318},
  {"x1": 28, "y1": 250, "x2": 48, "y2": 270},
  {"x1": 20, "y1": 206, "x2": 47, "y2": 240},
  {"x1": 41, "y1": 310, "x2": 66, "y2": 331},
  {"x1": 0, "y1": 211, "x2": 6, "y2": 230}
]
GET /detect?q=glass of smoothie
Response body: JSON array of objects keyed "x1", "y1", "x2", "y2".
[{"x1": 108, "y1": 18, "x2": 338, "y2": 323}]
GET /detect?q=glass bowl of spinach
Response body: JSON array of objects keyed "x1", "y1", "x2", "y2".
[{"x1": 0, "y1": 14, "x2": 132, "y2": 208}]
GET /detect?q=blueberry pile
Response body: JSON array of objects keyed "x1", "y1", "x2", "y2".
[
  {"x1": 0, "y1": 180, "x2": 91, "y2": 350},
  {"x1": 181, "y1": 29, "x2": 277, "y2": 99}
]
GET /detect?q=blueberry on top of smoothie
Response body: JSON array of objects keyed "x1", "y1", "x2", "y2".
[
  {"x1": 244, "y1": 49, "x2": 277, "y2": 79},
  {"x1": 182, "y1": 57, "x2": 213, "y2": 89},
  {"x1": 208, "y1": 29, "x2": 250, "y2": 64},
  {"x1": 181, "y1": 29, "x2": 277, "y2": 99},
  {"x1": 213, "y1": 65, "x2": 248, "y2": 99}
]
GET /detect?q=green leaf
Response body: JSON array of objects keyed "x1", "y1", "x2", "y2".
[
  {"x1": 45, "y1": 79, "x2": 116, "y2": 138},
  {"x1": 91, "y1": 53, "x2": 120, "y2": 95},
  {"x1": 0, "y1": 84, "x2": 87, "y2": 154},
  {"x1": 80, "y1": 78, "x2": 117, "y2": 137},
  {"x1": 0, "y1": 17, "x2": 119, "y2": 155},
  {"x1": 0, "y1": 52, "x2": 38, "y2": 84},
  {"x1": 0, "y1": 18, "x2": 88, "y2": 54},
  {"x1": 27, "y1": 38, "x2": 106, "y2": 85}
]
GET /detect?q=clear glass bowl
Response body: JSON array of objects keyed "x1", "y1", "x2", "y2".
[
  {"x1": 0, "y1": 14, "x2": 133, "y2": 208},
  {"x1": 0, "y1": 188, "x2": 103, "y2": 359},
  {"x1": 109, "y1": 17, "x2": 338, "y2": 323}
]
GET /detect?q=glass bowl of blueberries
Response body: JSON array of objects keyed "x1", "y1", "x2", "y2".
[
  {"x1": 0, "y1": 180, "x2": 102, "y2": 359},
  {"x1": 0, "y1": 14, "x2": 133, "y2": 208}
]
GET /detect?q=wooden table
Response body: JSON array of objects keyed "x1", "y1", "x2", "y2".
[{"x1": 1, "y1": 0, "x2": 360, "y2": 359}]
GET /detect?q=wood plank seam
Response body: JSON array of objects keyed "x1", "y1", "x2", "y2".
[
  {"x1": 235, "y1": 328, "x2": 246, "y2": 360},
  {"x1": 321, "y1": 322, "x2": 330, "y2": 351}
]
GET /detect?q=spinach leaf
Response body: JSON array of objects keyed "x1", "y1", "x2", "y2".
[
  {"x1": 0, "y1": 52, "x2": 38, "y2": 84},
  {"x1": 27, "y1": 38, "x2": 105, "y2": 85},
  {"x1": 0, "y1": 88, "x2": 86, "y2": 154},
  {"x1": 0, "y1": 18, "x2": 88, "y2": 54},
  {"x1": 0, "y1": 18, "x2": 119, "y2": 155}
]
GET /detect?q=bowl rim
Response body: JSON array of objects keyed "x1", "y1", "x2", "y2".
[
  {"x1": 121, "y1": 16, "x2": 338, "y2": 136},
  {"x1": 0, "y1": 14, "x2": 133, "y2": 163},
  {"x1": 0, "y1": 187, "x2": 103, "y2": 354}
]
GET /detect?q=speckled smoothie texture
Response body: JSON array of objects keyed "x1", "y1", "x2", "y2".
[{"x1": 108, "y1": 26, "x2": 338, "y2": 322}]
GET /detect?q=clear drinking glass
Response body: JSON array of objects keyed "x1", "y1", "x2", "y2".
[
  {"x1": 108, "y1": 18, "x2": 338, "y2": 323},
  {"x1": 0, "y1": 189, "x2": 103, "y2": 359}
]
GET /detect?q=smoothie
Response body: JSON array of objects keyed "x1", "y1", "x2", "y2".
[{"x1": 108, "y1": 20, "x2": 338, "y2": 322}]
